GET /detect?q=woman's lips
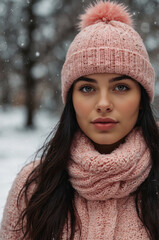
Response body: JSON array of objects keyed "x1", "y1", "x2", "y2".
[
  {"x1": 91, "y1": 118, "x2": 118, "y2": 130},
  {"x1": 92, "y1": 122, "x2": 117, "y2": 130}
]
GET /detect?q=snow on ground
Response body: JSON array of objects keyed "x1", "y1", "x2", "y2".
[{"x1": 0, "y1": 106, "x2": 59, "y2": 223}]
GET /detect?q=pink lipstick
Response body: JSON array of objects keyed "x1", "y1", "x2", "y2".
[{"x1": 91, "y1": 118, "x2": 118, "y2": 131}]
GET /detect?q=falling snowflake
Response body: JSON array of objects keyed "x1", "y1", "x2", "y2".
[{"x1": 35, "y1": 52, "x2": 40, "y2": 57}]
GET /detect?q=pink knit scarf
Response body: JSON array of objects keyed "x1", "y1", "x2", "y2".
[
  {"x1": 66, "y1": 128, "x2": 152, "y2": 239},
  {"x1": 69, "y1": 128, "x2": 151, "y2": 201}
]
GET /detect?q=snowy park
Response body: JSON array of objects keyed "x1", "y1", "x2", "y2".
[
  {"x1": 0, "y1": 107, "x2": 58, "y2": 222},
  {"x1": 0, "y1": 0, "x2": 159, "y2": 235}
]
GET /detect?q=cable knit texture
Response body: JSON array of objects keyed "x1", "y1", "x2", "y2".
[
  {"x1": 69, "y1": 128, "x2": 151, "y2": 201},
  {"x1": 0, "y1": 128, "x2": 151, "y2": 239},
  {"x1": 61, "y1": 1, "x2": 155, "y2": 103},
  {"x1": 66, "y1": 127, "x2": 152, "y2": 239}
]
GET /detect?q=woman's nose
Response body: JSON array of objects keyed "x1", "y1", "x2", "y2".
[{"x1": 95, "y1": 92, "x2": 113, "y2": 113}]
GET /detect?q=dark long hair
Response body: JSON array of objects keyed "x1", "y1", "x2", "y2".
[
  {"x1": 135, "y1": 86, "x2": 159, "y2": 239},
  {"x1": 17, "y1": 83, "x2": 159, "y2": 240},
  {"x1": 17, "y1": 85, "x2": 80, "y2": 240}
]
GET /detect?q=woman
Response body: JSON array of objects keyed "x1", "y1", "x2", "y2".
[{"x1": 0, "y1": 1, "x2": 159, "y2": 239}]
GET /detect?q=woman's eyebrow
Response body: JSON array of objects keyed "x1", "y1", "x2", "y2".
[
  {"x1": 75, "y1": 75, "x2": 134, "y2": 84},
  {"x1": 74, "y1": 76, "x2": 97, "y2": 84},
  {"x1": 109, "y1": 75, "x2": 134, "y2": 82}
]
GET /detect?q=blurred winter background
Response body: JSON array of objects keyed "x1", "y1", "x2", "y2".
[{"x1": 0, "y1": 0, "x2": 159, "y2": 222}]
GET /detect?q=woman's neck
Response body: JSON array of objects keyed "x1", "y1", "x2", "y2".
[{"x1": 92, "y1": 138, "x2": 126, "y2": 154}]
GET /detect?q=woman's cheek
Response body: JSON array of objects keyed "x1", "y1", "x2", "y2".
[
  {"x1": 77, "y1": 102, "x2": 91, "y2": 117},
  {"x1": 118, "y1": 99, "x2": 140, "y2": 117},
  {"x1": 73, "y1": 95, "x2": 93, "y2": 116}
]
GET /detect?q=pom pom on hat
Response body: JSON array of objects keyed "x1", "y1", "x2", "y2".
[{"x1": 78, "y1": 0, "x2": 133, "y2": 30}]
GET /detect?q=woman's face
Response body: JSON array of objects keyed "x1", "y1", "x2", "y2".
[{"x1": 72, "y1": 73, "x2": 141, "y2": 154}]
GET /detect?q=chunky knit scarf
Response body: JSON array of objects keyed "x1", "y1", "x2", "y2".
[{"x1": 66, "y1": 128, "x2": 152, "y2": 239}]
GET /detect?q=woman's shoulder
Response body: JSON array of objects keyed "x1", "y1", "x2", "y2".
[
  {"x1": 5, "y1": 159, "x2": 39, "y2": 206},
  {"x1": 14, "y1": 160, "x2": 39, "y2": 188},
  {"x1": 0, "y1": 160, "x2": 40, "y2": 239},
  {"x1": 7, "y1": 160, "x2": 40, "y2": 200}
]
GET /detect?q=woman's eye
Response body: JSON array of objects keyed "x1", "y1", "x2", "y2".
[
  {"x1": 80, "y1": 86, "x2": 94, "y2": 93},
  {"x1": 114, "y1": 85, "x2": 129, "y2": 92}
]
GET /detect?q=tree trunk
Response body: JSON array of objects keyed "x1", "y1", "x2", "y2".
[{"x1": 21, "y1": 0, "x2": 38, "y2": 128}]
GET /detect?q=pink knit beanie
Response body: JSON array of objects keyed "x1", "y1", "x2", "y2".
[{"x1": 61, "y1": 0, "x2": 155, "y2": 103}]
